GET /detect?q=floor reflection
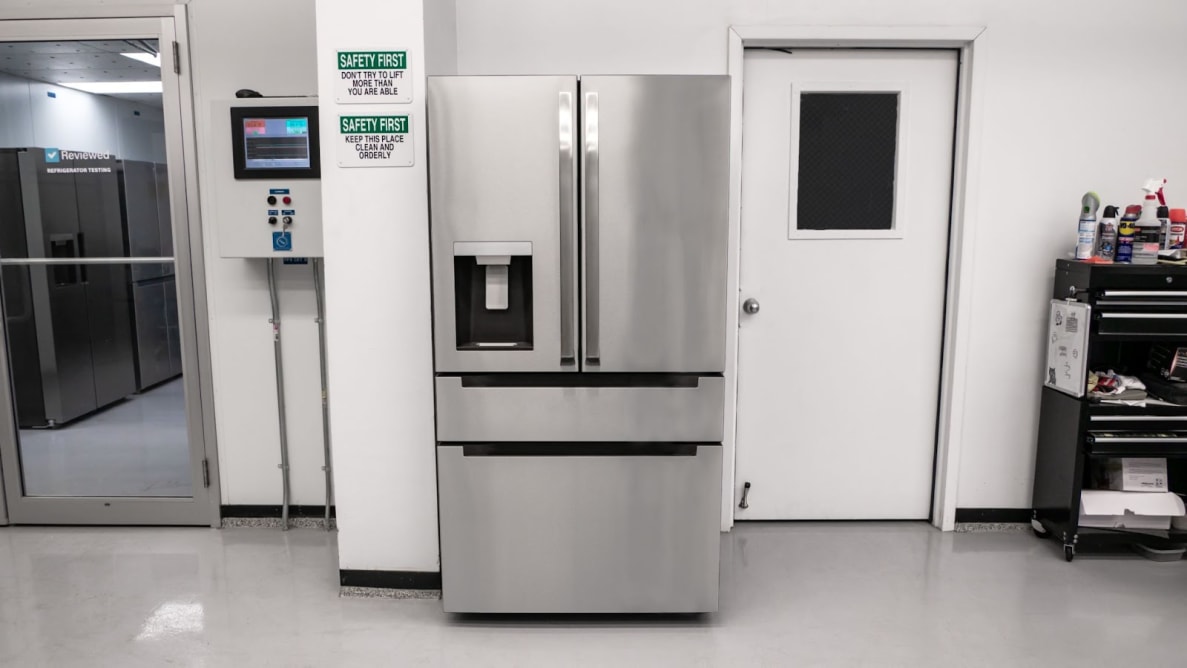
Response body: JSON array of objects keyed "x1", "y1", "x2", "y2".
[{"x1": 18, "y1": 378, "x2": 190, "y2": 497}]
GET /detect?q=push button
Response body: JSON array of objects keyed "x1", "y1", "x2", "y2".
[
  {"x1": 268, "y1": 216, "x2": 278, "y2": 225},
  {"x1": 282, "y1": 196, "x2": 292, "y2": 205},
  {"x1": 267, "y1": 195, "x2": 277, "y2": 205}
]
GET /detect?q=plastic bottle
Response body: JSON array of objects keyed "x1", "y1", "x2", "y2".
[
  {"x1": 1170, "y1": 208, "x2": 1187, "y2": 250},
  {"x1": 1134, "y1": 179, "x2": 1165, "y2": 264},
  {"x1": 1117, "y1": 205, "x2": 1140, "y2": 264},
  {"x1": 1075, "y1": 192, "x2": 1100, "y2": 260},
  {"x1": 1097, "y1": 205, "x2": 1119, "y2": 262}
]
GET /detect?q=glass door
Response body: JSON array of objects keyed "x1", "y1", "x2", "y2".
[{"x1": 0, "y1": 17, "x2": 216, "y2": 525}]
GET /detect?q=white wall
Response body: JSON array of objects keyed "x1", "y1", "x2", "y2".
[
  {"x1": 187, "y1": 0, "x2": 330, "y2": 507},
  {"x1": 423, "y1": 0, "x2": 458, "y2": 75},
  {"x1": 0, "y1": 71, "x2": 165, "y2": 161},
  {"x1": 315, "y1": 0, "x2": 438, "y2": 571},
  {"x1": 453, "y1": 0, "x2": 1187, "y2": 510}
]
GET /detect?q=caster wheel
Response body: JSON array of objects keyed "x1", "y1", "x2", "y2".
[
  {"x1": 1064, "y1": 545, "x2": 1076, "y2": 562},
  {"x1": 1031, "y1": 519, "x2": 1048, "y2": 539}
]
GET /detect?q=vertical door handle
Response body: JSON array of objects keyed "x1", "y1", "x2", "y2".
[
  {"x1": 558, "y1": 90, "x2": 577, "y2": 364},
  {"x1": 583, "y1": 91, "x2": 600, "y2": 364}
]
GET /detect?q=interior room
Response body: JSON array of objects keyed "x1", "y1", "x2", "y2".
[{"x1": 1, "y1": 0, "x2": 1186, "y2": 665}]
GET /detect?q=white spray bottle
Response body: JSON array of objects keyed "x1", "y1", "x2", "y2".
[{"x1": 1134, "y1": 178, "x2": 1166, "y2": 264}]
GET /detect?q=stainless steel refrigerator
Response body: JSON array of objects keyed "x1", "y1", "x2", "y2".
[
  {"x1": 428, "y1": 75, "x2": 730, "y2": 613},
  {"x1": 119, "y1": 159, "x2": 182, "y2": 391}
]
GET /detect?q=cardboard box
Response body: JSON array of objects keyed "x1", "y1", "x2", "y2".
[
  {"x1": 1105, "y1": 458, "x2": 1168, "y2": 492},
  {"x1": 1079, "y1": 490, "x2": 1186, "y2": 530}
]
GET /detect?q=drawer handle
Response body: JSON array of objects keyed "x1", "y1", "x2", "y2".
[
  {"x1": 1099, "y1": 313, "x2": 1187, "y2": 319},
  {"x1": 1090, "y1": 436, "x2": 1187, "y2": 443},
  {"x1": 1090, "y1": 415, "x2": 1187, "y2": 422},
  {"x1": 461, "y1": 444, "x2": 700, "y2": 457},
  {"x1": 1101, "y1": 291, "x2": 1187, "y2": 298}
]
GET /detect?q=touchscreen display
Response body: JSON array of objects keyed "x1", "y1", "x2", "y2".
[{"x1": 242, "y1": 117, "x2": 311, "y2": 170}]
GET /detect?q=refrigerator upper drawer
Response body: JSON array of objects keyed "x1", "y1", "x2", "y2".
[
  {"x1": 434, "y1": 375, "x2": 725, "y2": 442},
  {"x1": 437, "y1": 443, "x2": 722, "y2": 613}
]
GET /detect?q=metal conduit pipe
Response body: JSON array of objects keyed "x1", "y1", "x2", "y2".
[
  {"x1": 312, "y1": 258, "x2": 334, "y2": 530},
  {"x1": 267, "y1": 259, "x2": 292, "y2": 530}
]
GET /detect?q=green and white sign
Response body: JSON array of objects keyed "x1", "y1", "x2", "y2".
[
  {"x1": 336, "y1": 50, "x2": 411, "y2": 104},
  {"x1": 337, "y1": 115, "x2": 414, "y2": 167}
]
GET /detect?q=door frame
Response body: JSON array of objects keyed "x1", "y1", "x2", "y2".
[
  {"x1": 0, "y1": 11, "x2": 221, "y2": 526},
  {"x1": 725, "y1": 25, "x2": 987, "y2": 531}
]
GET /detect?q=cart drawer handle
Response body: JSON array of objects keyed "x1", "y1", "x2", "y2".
[
  {"x1": 1090, "y1": 415, "x2": 1187, "y2": 422},
  {"x1": 1101, "y1": 291, "x2": 1187, "y2": 298},
  {"x1": 1099, "y1": 313, "x2": 1187, "y2": 319},
  {"x1": 1090, "y1": 436, "x2": 1187, "y2": 443}
]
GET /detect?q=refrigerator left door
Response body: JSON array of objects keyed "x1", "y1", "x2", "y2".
[{"x1": 428, "y1": 76, "x2": 580, "y2": 373}]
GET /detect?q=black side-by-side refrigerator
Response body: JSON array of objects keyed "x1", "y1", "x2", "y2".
[{"x1": 0, "y1": 148, "x2": 137, "y2": 428}]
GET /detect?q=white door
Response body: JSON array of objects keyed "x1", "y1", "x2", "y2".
[{"x1": 734, "y1": 49, "x2": 958, "y2": 520}]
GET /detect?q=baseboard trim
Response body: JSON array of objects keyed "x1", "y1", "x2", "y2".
[
  {"x1": 220, "y1": 504, "x2": 336, "y2": 519},
  {"x1": 340, "y1": 569, "x2": 442, "y2": 590},
  {"x1": 954, "y1": 508, "x2": 1031, "y2": 523}
]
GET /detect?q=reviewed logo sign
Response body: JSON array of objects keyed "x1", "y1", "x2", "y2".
[
  {"x1": 336, "y1": 50, "x2": 411, "y2": 104},
  {"x1": 337, "y1": 115, "x2": 413, "y2": 168},
  {"x1": 42, "y1": 148, "x2": 113, "y2": 174}
]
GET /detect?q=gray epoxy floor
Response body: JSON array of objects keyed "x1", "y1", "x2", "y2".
[
  {"x1": 0, "y1": 522, "x2": 1184, "y2": 667},
  {"x1": 18, "y1": 378, "x2": 191, "y2": 497}
]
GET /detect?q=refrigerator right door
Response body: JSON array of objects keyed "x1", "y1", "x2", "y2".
[{"x1": 580, "y1": 76, "x2": 730, "y2": 373}]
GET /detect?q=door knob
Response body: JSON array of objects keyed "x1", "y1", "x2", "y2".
[{"x1": 742, "y1": 298, "x2": 760, "y2": 315}]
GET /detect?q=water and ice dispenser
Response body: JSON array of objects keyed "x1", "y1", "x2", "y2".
[{"x1": 452, "y1": 241, "x2": 532, "y2": 350}]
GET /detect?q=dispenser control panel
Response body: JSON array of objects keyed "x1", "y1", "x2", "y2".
[{"x1": 212, "y1": 97, "x2": 323, "y2": 258}]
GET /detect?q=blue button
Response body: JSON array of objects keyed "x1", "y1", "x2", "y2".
[{"x1": 272, "y1": 231, "x2": 292, "y2": 252}]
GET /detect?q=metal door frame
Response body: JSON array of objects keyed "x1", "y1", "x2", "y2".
[
  {"x1": 0, "y1": 13, "x2": 221, "y2": 526},
  {"x1": 725, "y1": 25, "x2": 986, "y2": 532}
]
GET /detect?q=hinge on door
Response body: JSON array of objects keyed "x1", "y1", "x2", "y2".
[
  {"x1": 172, "y1": 41, "x2": 181, "y2": 75},
  {"x1": 201, "y1": 458, "x2": 210, "y2": 488}
]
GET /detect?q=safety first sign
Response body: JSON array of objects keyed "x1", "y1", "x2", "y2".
[
  {"x1": 336, "y1": 50, "x2": 411, "y2": 104},
  {"x1": 337, "y1": 115, "x2": 414, "y2": 168}
]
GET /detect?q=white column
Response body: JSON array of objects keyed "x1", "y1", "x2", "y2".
[{"x1": 314, "y1": 0, "x2": 438, "y2": 571}]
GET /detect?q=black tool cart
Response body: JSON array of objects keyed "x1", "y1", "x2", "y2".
[{"x1": 1033, "y1": 260, "x2": 1187, "y2": 561}]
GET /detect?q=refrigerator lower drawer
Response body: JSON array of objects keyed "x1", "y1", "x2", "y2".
[
  {"x1": 435, "y1": 375, "x2": 725, "y2": 442},
  {"x1": 437, "y1": 443, "x2": 722, "y2": 613}
]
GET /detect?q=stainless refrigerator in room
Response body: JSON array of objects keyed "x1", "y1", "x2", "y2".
[
  {"x1": 118, "y1": 159, "x2": 182, "y2": 391},
  {"x1": 427, "y1": 75, "x2": 731, "y2": 613}
]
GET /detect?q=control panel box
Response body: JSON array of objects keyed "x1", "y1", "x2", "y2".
[{"x1": 212, "y1": 97, "x2": 323, "y2": 258}]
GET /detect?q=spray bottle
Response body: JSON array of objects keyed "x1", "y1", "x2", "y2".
[
  {"x1": 1098, "y1": 205, "x2": 1119, "y2": 262},
  {"x1": 1170, "y1": 208, "x2": 1187, "y2": 250},
  {"x1": 1134, "y1": 178, "x2": 1166, "y2": 264},
  {"x1": 1075, "y1": 192, "x2": 1101, "y2": 260},
  {"x1": 1117, "y1": 205, "x2": 1140, "y2": 263}
]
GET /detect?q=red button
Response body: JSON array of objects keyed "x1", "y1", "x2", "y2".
[{"x1": 282, "y1": 196, "x2": 292, "y2": 205}]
